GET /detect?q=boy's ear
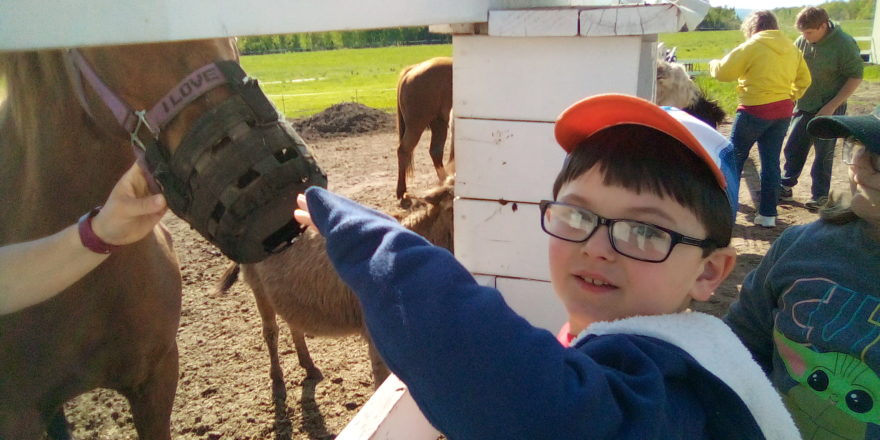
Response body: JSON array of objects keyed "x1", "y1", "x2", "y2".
[{"x1": 689, "y1": 247, "x2": 737, "y2": 302}]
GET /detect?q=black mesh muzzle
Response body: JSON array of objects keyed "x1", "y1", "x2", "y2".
[{"x1": 143, "y1": 61, "x2": 327, "y2": 263}]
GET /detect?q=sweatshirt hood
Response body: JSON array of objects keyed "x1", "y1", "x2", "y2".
[{"x1": 751, "y1": 30, "x2": 795, "y2": 55}]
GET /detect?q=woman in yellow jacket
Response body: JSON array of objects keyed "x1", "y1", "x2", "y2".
[{"x1": 710, "y1": 10, "x2": 811, "y2": 228}]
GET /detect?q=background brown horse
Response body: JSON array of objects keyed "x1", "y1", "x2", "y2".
[
  {"x1": 395, "y1": 56, "x2": 453, "y2": 200},
  {"x1": 0, "y1": 39, "x2": 240, "y2": 439}
]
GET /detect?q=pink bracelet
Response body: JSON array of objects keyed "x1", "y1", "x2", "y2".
[{"x1": 78, "y1": 206, "x2": 120, "y2": 254}]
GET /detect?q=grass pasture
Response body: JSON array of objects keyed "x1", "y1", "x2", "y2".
[{"x1": 240, "y1": 44, "x2": 451, "y2": 117}]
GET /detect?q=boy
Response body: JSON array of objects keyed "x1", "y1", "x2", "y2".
[
  {"x1": 780, "y1": 6, "x2": 863, "y2": 211},
  {"x1": 725, "y1": 107, "x2": 880, "y2": 440},
  {"x1": 294, "y1": 94, "x2": 799, "y2": 439}
]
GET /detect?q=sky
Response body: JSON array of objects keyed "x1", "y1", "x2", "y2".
[{"x1": 709, "y1": 0, "x2": 826, "y2": 9}]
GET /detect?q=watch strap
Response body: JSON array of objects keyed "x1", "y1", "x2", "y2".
[{"x1": 78, "y1": 206, "x2": 120, "y2": 254}]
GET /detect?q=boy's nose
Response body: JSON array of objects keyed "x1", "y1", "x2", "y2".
[{"x1": 580, "y1": 225, "x2": 615, "y2": 261}]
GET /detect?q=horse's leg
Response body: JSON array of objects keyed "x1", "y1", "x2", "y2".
[
  {"x1": 428, "y1": 117, "x2": 450, "y2": 183},
  {"x1": 44, "y1": 407, "x2": 73, "y2": 440},
  {"x1": 289, "y1": 328, "x2": 322, "y2": 381},
  {"x1": 396, "y1": 124, "x2": 423, "y2": 199},
  {"x1": 252, "y1": 287, "x2": 289, "y2": 404},
  {"x1": 126, "y1": 343, "x2": 178, "y2": 440},
  {"x1": 365, "y1": 335, "x2": 389, "y2": 390}
]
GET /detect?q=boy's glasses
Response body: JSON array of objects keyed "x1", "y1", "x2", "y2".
[
  {"x1": 843, "y1": 137, "x2": 880, "y2": 172},
  {"x1": 539, "y1": 200, "x2": 716, "y2": 263}
]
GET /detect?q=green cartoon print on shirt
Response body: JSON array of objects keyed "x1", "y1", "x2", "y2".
[
  {"x1": 776, "y1": 331, "x2": 878, "y2": 439},
  {"x1": 773, "y1": 278, "x2": 880, "y2": 439}
]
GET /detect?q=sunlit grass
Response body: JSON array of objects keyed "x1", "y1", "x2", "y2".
[{"x1": 241, "y1": 44, "x2": 451, "y2": 118}]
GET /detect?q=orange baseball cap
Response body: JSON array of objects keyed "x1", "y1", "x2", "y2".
[{"x1": 555, "y1": 93, "x2": 733, "y2": 190}]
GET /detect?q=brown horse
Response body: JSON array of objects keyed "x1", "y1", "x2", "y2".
[
  {"x1": 396, "y1": 56, "x2": 453, "y2": 200},
  {"x1": 0, "y1": 40, "x2": 245, "y2": 439}
]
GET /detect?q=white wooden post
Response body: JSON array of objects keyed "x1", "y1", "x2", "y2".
[{"x1": 873, "y1": 0, "x2": 880, "y2": 64}]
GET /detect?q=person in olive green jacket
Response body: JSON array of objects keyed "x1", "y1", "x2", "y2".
[
  {"x1": 710, "y1": 10, "x2": 811, "y2": 228},
  {"x1": 779, "y1": 6, "x2": 864, "y2": 212}
]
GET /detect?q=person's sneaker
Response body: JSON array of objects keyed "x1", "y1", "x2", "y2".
[
  {"x1": 778, "y1": 185, "x2": 794, "y2": 202},
  {"x1": 753, "y1": 214, "x2": 777, "y2": 228},
  {"x1": 805, "y1": 196, "x2": 828, "y2": 212}
]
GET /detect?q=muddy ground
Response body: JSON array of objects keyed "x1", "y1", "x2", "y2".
[{"x1": 66, "y1": 84, "x2": 879, "y2": 439}]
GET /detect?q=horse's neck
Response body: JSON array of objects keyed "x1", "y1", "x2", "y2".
[{"x1": 0, "y1": 72, "x2": 131, "y2": 241}]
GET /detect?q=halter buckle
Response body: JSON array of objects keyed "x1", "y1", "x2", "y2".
[{"x1": 130, "y1": 110, "x2": 155, "y2": 151}]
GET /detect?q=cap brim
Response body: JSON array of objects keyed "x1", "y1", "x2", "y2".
[
  {"x1": 807, "y1": 113, "x2": 880, "y2": 154},
  {"x1": 554, "y1": 94, "x2": 726, "y2": 188}
]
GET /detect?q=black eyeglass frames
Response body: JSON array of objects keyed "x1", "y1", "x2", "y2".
[{"x1": 539, "y1": 200, "x2": 716, "y2": 263}]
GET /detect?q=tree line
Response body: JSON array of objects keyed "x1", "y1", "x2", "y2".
[
  {"x1": 237, "y1": 27, "x2": 450, "y2": 54},
  {"x1": 697, "y1": 0, "x2": 875, "y2": 31}
]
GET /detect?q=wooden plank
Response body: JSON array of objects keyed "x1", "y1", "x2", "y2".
[
  {"x1": 490, "y1": 0, "x2": 637, "y2": 7},
  {"x1": 580, "y1": 4, "x2": 680, "y2": 37},
  {"x1": 454, "y1": 118, "x2": 564, "y2": 202},
  {"x1": 488, "y1": 9, "x2": 579, "y2": 37},
  {"x1": 452, "y1": 34, "x2": 644, "y2": 121},
  {"x1": 337, "y1": 374, "x2": 440, "y2": 440},
  {"x1": 0, "y1": 0, "x2": 489, "y2": 50},
  {"x1": 496, "y1": 277, "x2": 567, "y2": 331},
  {"x1": 454, "y1": 198, "x2": 550, "y2": 281}
]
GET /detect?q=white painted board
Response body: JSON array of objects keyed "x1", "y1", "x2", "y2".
[
  {"x1": 452, "y1": 35, "x2": 644, "y2": 122},
  {"x1": 0, "y1": 0, "x2": 489, "y2": 50},
  {"x1": 497, "y1": 277, "x2": 567, "y2": 331},
  {"x1": 488, "y1": 9, "x2": 579, "y2": 37},
  {"x1": 490, "y1": 0, "x2": 643, "y2": 7},
  {"x1": 337, "y1": 374, "x2": 440, "y2": 440},
  {"x1": 580, "y1": 4, "x2": 680, "y2": 37},
  {"x1": 454, "y1": 198, "x2": 550, "y2": 281},
  {"x1": 454, "y1": 118, "x2": 565, "y2": 203}
]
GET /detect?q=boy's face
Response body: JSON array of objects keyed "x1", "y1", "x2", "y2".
[
  {"x1": 548, "y1": 167, "x2": 733, "y2": 334},
  {"x1": 799, "y1": 22, "x2": 828, "y2": 43}
]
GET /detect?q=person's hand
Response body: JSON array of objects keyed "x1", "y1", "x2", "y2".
[
  {"x1": 91, "y1": 163, "x2": 167, "y2": 246},
  {"x1": 294, "y1": 193, "x2": 316, "y2": 231},
  {"x1": 816, "y1": 103, "x2": 838, "y2": 117}
]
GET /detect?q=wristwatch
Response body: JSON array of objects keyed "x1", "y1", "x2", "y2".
[{"x1": 78, "y1": 206, "x2": 120, "y2": 254}]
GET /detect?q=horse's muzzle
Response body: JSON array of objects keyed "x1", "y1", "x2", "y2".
[{"x1": 144, "y1": 62, "x2": 327, "y2": 264}]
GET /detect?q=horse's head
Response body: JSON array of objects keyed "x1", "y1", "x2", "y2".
[{"x1": 68, "y1": 39, "x2": 327, "y2": 263}]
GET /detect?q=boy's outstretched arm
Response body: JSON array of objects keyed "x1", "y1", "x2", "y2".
[{"x1": 297, "y1": 187, "x2": 691, "y2": 439}]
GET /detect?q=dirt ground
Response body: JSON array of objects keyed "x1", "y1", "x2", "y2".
[{"x1": 65, "y1": 85, "x2": 879, "y2": 439}]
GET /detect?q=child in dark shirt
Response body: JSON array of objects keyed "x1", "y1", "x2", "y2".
[{"x1": 296, "y1": 94, "x2": 799, "y2": 439}]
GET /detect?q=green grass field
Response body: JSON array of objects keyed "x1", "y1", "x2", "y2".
[{"x1": 240, "y1": 44, "x2": 451, "y2": 117}]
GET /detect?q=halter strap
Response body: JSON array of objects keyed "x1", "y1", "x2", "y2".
[
  {"x1": 66, "y1": 48, "x2": 231, "y2": 194},
  {"x1": 66, "y1": 49, "x2": 227, "y2": 137}
]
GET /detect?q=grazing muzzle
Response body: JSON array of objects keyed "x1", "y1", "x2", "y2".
[{"x1": 68, "y1": 51, "x2": 327, "y2": 263}]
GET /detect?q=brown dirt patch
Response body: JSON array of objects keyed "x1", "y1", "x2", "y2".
[
  {"x1": 290, "y1": 102, "x2": 396, "y2": 141},
  {"x1": 65, "y1": 88, "x2": 870, "y2": 438}
]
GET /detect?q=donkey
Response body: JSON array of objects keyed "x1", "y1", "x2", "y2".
[
  {"x1": 215, "y1": 179, "x2": 455, "y2": 404},
  {"x1": 396, "y1": 57, "x2": 453, "y2": 200},
  {"x1": 655, "y1": 57, "x2": 726, "y2": 129}
]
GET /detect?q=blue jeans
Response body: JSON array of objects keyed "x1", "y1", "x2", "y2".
[
  {"x1": 780, "y1": 105, "x2": 846, "y2": 200},
  {"x1": 730, "y1": 111, "x2": 791, "y2": 217}
]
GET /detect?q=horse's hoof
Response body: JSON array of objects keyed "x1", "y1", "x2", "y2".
[
  {"x1": 305, "y1": 368, "x2": 324, "y2": 382},
  {"x1": 399, "y1": 197, "x2": 412, "y2": 209}
]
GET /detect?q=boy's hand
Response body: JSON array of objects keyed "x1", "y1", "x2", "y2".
[
  {"x1": 91, "y1": 163, "x2": 167, "y2": 246},
  {"x1": 294, "y1": 193, "x2": 316, "y2": 232}
]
